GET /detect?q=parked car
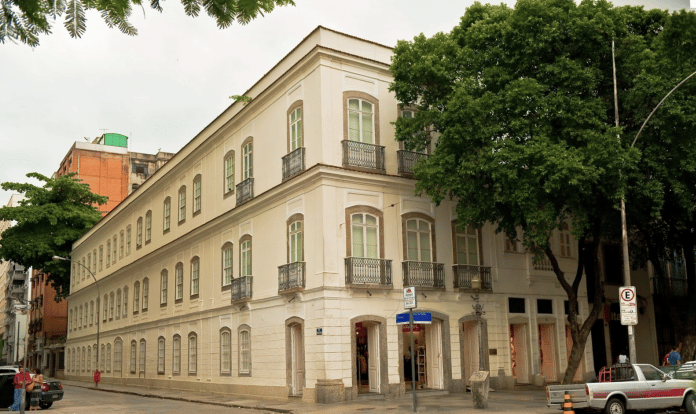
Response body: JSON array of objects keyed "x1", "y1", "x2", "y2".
[
  {"x1": 0, "y1": 366, "x2": 64, "y2": 409},
  {"x1": 546, "y1": 363, "x2": 696, "y2": 414}
]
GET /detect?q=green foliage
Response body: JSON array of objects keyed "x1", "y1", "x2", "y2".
[
  {"x1": 0, "y1": 173, "x2": 107, "y2": 299},
  {"x1": 229, "y1": 94, "x2": 252, "y2": 105},
  {"x1": 0, "y1": 0, "x2": 294, "y2": 46}
]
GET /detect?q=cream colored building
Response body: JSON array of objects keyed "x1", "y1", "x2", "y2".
[{"x1": 64, "y1": 27, "x2": 602, "y2": 401}]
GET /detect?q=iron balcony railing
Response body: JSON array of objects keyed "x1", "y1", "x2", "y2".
[
  {"x1": 397, "y1": 150, "x2": 428, "y2": 177},
  {"x1": 402, "y1": 261, "x2": 445, "y2": 288},
  {"x1": 282, "y1": 147, "x2": 305, "y2": 181},
  {"x1": 342, "y1": 140, "x2": 385, "y2": 171},
  {"x1": 231, "y1": 276, "x2": 253, "y2": 302},
  {"x1": 652, "y1": 277, "x2": 688, "y2": 297},
  {"x1": 278, "y1": 262, "x2": 306, "y2": 292},
  {"x1": 345, "y1": 257, "x2": 392, "y2": 286},
  {"x1": 236, "y1": 178, "x2": 254, "y2": 205},
  {"x1": 453, "y1": 264, "x2": 492, "y2": 290}
]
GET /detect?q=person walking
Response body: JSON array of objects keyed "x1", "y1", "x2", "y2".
[
  {"x1": 9, "y1": 366, "x2": 32, "y2": 411},
  {"x1": 29, "y1": 368, "x2": 44, "y2": 411},
  {"x1": 668, "y1": 345, "x2": 682, "y2": 366}
]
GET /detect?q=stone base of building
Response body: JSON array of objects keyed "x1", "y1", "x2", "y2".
[{"x1": 316, "y1": 379, "x2": 344, "y2": 403}]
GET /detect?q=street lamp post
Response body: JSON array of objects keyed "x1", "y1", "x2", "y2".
[
  {"x1": 52, "y1": 255, "x2": 101, "y2": 387},
  {"x1": 470, "y1": 276, "x2": 486, "y2": 371}
]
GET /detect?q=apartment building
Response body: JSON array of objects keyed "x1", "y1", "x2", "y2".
[
  {"x1": 27, "y1": 268, "x2": 67, "y2": 376},
  {"x1": 62, "y1": 27, "x2": 613, "y2": 402},
  {"x1": 1, "y1": 262, "x2": 29, "y2": 365}
]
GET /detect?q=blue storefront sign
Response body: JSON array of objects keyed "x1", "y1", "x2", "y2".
[{"x1": 396, "y1": 312, "x2": 432, "y2": 325}]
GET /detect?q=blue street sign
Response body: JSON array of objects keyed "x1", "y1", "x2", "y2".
[{"x1": 396, "y1": 312, "x2": 432, "y2": 325}]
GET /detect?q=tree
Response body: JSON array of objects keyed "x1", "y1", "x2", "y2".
[
  {"x1": 389, "y1": 0, "x2": 689, "y2": 383},
  {"x1": 0, "y1": 172, "x2": 107, "y2": 299},
  {"x1": 0, "y1": 0, "x2": 294, "y2": 47}
]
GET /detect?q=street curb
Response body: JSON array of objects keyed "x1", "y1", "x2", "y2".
[{"x1": 66, "y1": 382, "x2": 293, "y2": 413}]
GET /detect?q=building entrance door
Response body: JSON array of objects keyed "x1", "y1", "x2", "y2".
[
  {"x1": 356, "y1": 322, "x2": 380, "y2": 394},
  {"x1": 290, "y1": 323, "x2": 304, "y2": 396},
  {"x1": 425, "y1": 320, "x2": 443, "y2": 389},
  {"x1": 538, "y1": 324, "x2": 557, "y2": 382},
  {"x1": 462, "y1": 321, "x2": 478, "y2": 386},
  {"x1": 510, "y1": 324, "x2": 530, "y2": 383}
]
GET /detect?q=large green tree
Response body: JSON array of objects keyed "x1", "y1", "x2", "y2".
[
  {"x1": 389, "y1": 0, "x2": 693, "y2": 383},
  {"x1": 0, "y1": 172, "x2": 107, "y2": 299},
  {"x1": 0, "y1": 0, "x2": 294, "y2": 46}
]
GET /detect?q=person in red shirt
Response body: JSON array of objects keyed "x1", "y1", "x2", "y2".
[{"x1": 9, "y1": 366, "x2": 32, "y2": 411}]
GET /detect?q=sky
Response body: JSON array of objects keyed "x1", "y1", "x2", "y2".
[{"x1": 1, "y1": 0, "x2": 693, "y2": 206}]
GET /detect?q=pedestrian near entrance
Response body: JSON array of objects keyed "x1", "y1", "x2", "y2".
[
  {"x1": 9, "y1": 366, "x2": 31, "y2": 411},
  {"x1": 30, "y1": 368, "x2": 44, "y2": 411},
  {"x1": 668, "y1": 345, "x2": 682, "y2": 366}
]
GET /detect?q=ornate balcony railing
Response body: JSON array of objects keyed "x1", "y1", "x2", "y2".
[
  {"x1": 231, "y1": 276, "x2": 253, "y2": 302},
  {"x1": 282, "y1": 147, "x2": 305, "y2": 181},
  {"x1": 278, "y1": 262, "x2": 306, "y2": 293},
  {"x1": 342, "y1": 140, "x2": 385, "y2": 171},
  {"x1": 397, "y1": 150, "x2": 428, "y2": 177},
  {"x1": 345, "y1": 257, "x2": 392, "y2": 286},
  {"x1": 402, "y1": 261, "x2": 445, "y2": 288},
  {"x1": 533, "y1": 256, "x2": 553, "y2": 271},
  {"x1": 236, "y1": 178, "x2": 254, "y2": 205},
  {"x1": 652, "y1": 277, "x2": 688, "y2": 297},
  {"x1": 453, "y1": 264, "x2": 492, "y2": 290}
]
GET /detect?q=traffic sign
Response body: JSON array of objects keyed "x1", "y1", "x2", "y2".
[
  {"x1": 396, "y1": 312, "x2": 432, "y2": 325},
  {"x1": 619, "y1": 286, "x2": 637, "y2": 326},
  {"x1": 404, "y1": 287, "x2": 417, "y2": 309}
]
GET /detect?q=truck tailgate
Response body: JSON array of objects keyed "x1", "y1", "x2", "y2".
[{"x1": 547, "y1": 384, "x2": 588, "y2": 409}]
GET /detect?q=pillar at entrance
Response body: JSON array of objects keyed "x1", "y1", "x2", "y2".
[{"x1": 469, "y1": 371, "x2": 490, "y2": 409}]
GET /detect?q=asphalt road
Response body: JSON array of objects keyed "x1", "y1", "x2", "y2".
[{"x1": 45, "y1": 384, "x2": 271, "y2": 414}]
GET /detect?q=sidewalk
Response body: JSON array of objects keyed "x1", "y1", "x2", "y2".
[{"x1": 60, "y1": 379, "x2": 557, "y2": 414}]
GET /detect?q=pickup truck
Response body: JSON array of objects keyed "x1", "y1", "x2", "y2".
[{"x1": 547, "y1": 363, "x2": 696, "y2": 414}]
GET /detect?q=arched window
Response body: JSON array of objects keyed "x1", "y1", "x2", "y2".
[
  {"x1": 137, "y1": 217, "x2": 143, "y2": 248},
  {"x1": 288, "y1": 216, "x2": 303, "y2": 263},
  {"x1": 139, "y1": 339, "x2": 146, "y2": 374},
  {"x1": 242, "y1": 140, "x2": 253, "y2": 180},
  {"x1": 175, "y1": 263, "x2": 184, "y2": 301},
  {"x1": 92, "y1": 249, "x2": 97, "y2": 273},
  {"x1": 114, "y1": 339, "x2": 123, "y2": 373},
  {"x1": 87, "y1": 346, "x2": 91, "y2": 372},
  {"x1": 178, "y1": 186, "x2": 187, "y2": 223},
  {"x1": 145, "y1": 210, "x2": 152, "y2": 243},
  {"x1": 220, "y1": 328, "x2": 231, "y2": 375},
  {"x1": 193, "y1": 175, "x2": 202, "y2": 215},
  {"x1": 238, "y1": 326, "x2": 251, "y2": 376},
  {"x1": 112, "y1": 235, "x2": 117, "y2": 264},
  {"x1": 172, "y1": 334, "x2": 181, "y2": 375},
  {"x1": 106, "y1": 343, "x2": 112, "y2": 373},
  {"x1": 223, "y1": 150, "x2": 235, "y2": 196},
  {"x1": 130, "y1": 340, "x2": 137, "y2": 374},
  {"x1": 78, "y1": 306, "x2": 83, "y2": 329},
  {"x1": 100, "y1": 344, "x2": 105, "y2": 371},
  {"x1": 126, "y1": 225, "x2": 132, "y2": 255},
  {"x1": 106, "y1": 239, "x2": 112, "y2": 266},
  {"x1": 109, "y1": 291, "x2": 115, "y2": 319},
  {"x1": 82, "y1": 346, "x2": 86, "y2": 372},
  {"x1": 133, "y1": 281, "x2": 140, "y2": 314},
  {"x1": 453, "y1": 222, "x2": 480, "y2": 266},
  {"x1": 346, "y1": 96, "x2": 376, "y2": 144},
  {"x1": 157, "y1": 337, "x2": 165, "y2": 374},
  {"x1": 142, "y1": 278, "x2": 149, "y2": 311},
  {"x1": 188, "y1": 332, "x2": 197, "y2": 374},
  {"x1": 163, "y1": 197, "x2": 171, "y2": 232},
  {"x1": 190, "y1": 257, "x2": 199, "y2": 297},
  {"x1": 123, "y1": 286, "x2": 129, "y2": 317},
  {"x1": 404, "y1": 217, "x2": 433, "y2": 262},
  {"x1": 87, "y1": 253, "x2": 91, "y2": 276},
  {"x1": 560, "y1": 222, "x2": 572, "y2": 257},
  {"x1": 99, "y1": 246, "x2": 103, "y2": 271},
  {"x1": 160, "y1": 270, "x2": 168, "y2": 305},
  {"x1": 69, "y1": 309, "x2": 72, "y2": 331},
  {"x1": 351, "y1": 212, "x2": 379, "y2": 258},
  {"x1": 116, "y1": 289, "x2": 122, "y2": 318},
  {"x1": 103, "y1": 294, "x2": 108, "y2": 322},
  {"x1": 90, "y1": 301, "x2": 94, "y2": 325},
  {"x1": 240, "y1": 236, "x2": 252, "y2": 277},
  {"x1": 119, "y1": 230, "x2": 124, "y2": 258},
  {"x1": 288, "y1": 101, "x2": 303, "y2": 152},
  {"x1": 221, "y1": 242, "x2": 233, "y2": 288}
]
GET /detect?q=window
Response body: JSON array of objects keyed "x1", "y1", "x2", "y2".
[
  {"x1": 119, "y1": 230, "x2": 124, "y2": 258},
  {"x1": 173, "y1": 335, "x2": 181, "y2": 374},
  {"x1": 347, "y1": 98, "x2": 374, "y2": 144},
  {"x1": 82, "y1": 257, "x2": 85, "y2": 280},
  {"x1": 145, "y1": 210, "x2": 152, "y2": 243},
  {"x1": 116, "y1": 289, "x2": 121, "y2": 318},
  {"x1": 190, "y1": 258, "x2": 199, "y2": 297},
  {"x1": 560, "y1": 223, "x2": 572, "y2": 257},
  {"x1": 130, "y1": 341, "x2": 137, "y2": 373},
  {"x1": 239, "y1": 326, "x2": 251, "y2": 375},
  {"x1": 241, "y1": 238, "x2": 252, "y2": 277},
  {"x1": 289, "y1": 220, "x2": 303, "y2": 263},
  {"x1": 351, "y1": 213, "x2": 378, "y2": 258},
  {"x1": 106, "y1": 343, "x2": 112, "y2": 373},
  {"x1": 93, "y1": 249, "x2": 97, "y2": 273},
  {"x1": 224, "y1": 152, "x2": 235, "y2": 195},
  {"x1": 163, "y1": 197, "x2": 171, "y2": 232},
  {"x1": 112, "y1": 235, "x2": 117, "y2": 263},
  {"x1": 243, "y1": 142, "x2": 253, "y2": 180},
  {"x1": 193, "y1": 175, "x2": 201, "y2": 214},
  {"x1": 405, "y1": 218, "x2": 432, "y2": 262},
  {"x1": 137, "y1": 217, "x2": 143, "y2": 248},
  {"x1": 158, "y1": 337, "x2": 165, "y2": 374},
  {"x1": 123, "y1": 286, "x2": 128, "y2": 317},
  {"x1": 133, "y1": 282, "x2": 140, "y2": 313},
  {"x1": 289, "y1": 105, "x2": 303, "y2": 151},
  {"x1": 109, "y1": 292, "x2": 115, "y2": 319},
  {"x1": 114, "y1": 339, "x2": 122, "y2": 373},
  {"x1": 126, "y1": 226, "x2": 131, "y2": 255},
  {"x1": 222, "y1": 243, "x2": 233, "y2": 287},
  {"x1": 178, "y1": 186, "x2": 186, "y2": 223},
  {"x1": 87, "y1": 347, "x2": 91, "y2": 372},
  {"x1": 537, "y1": 299, "x2": 553, "y2": 314},
  {"x1": 78, "y1": 306, "x2": 83, "y2": 329},
  {"x1": 82, "y1": 347, "x2": 86, "y2": 372},
  {"x1": 89, "y1": 301, "x2": 94, "y2": 325},
  {"x1": 504, "y1": 231, "x2": 521, "y2": 253},
  {"x1": 142, "y1": 278, "x2": 149, "y2": 311},
  {"x1": 509, "y1": 297, "x2": 526, "y2": 313},
  {"x1": 103, "y1": 294, "x2": 108, "y2": 322},
  {"x1": 100, "y1": 344, "x2": 105, "y2": 371},
  {"x1": 220, "y1": 329, "x2": 231, "y2": 374},
  {"x1": 69, "y1": 309, "x2": 72, "y2": 331},
  {"x1": 175, "y1": 263, "x2": 183, "y2": 300},
  {"x1": 139, "y1": 339, "x2": 146, "y2": 373},
  {"x1": 87, "y1": 254, "x2": 91, "y2": 277},
  {"x1": 188, "y1": 333, "x2": 197, "y2": 374},
  {"x1": 160, "y1": 270, "x2": 168, "y2": 305},
  {"x1": 454, "y1": 223, "x2": 480, "y2": 265},
  {"x1": 99, "y1": 246, "x2": 103, "y2": 271}
]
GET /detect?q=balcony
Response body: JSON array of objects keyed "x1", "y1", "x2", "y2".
[
  {"x1": 533, "y1": 256, "x2": 553, "y2": 271},
  {"x1": 652, "y1": 277, "x2": 688, "y2": 298},
  {"x1": 345, "y1": 257, "x2": 392, "y2": 287},
  {"x1": 397, "y1": 150, "x2": 428, "y2": 177},
  {"x1": 278, "y1": 262, "x2": 305, "y2": 293},
  {"x1": 453, "y1": 264, "x2": 492, "y2": 291},
  {"x1": 402, "y1": 261, "x2": 445, "y2": 289},
  {"x1": 236, "y1": 178, "x2": 254, "y2": 205},
  {"x1": 282, "y1": 147, "x2": 305, "y2": 181},
  {"x1": 231, "y1": 276, "x2": 253, "y2": 303},
  {"x1": 342, "y1": 140, "x2": 385, "y2": 172}
]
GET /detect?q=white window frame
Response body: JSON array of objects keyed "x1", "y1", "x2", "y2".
[
  {"x1": 241, "y1": 240, "x2": 251, "y2": 277},
  {"x1": 175, "y1": 264, "x2": 183, "y2": 300},
  {"x1": 190, "y1": 258, "x2": 199, "y2": 296},
  {"x1": 347, "y1": 98, "x2": 374, "y2": 144},
  {"x1": 188, "y1": 333, "x2": 197, "y2": 374},
  {"x1": 243, "y1": 143, "x2": 253, "y2": 180},
  {"x1": 289, "y1": 221, "x2": 303, "y2": 263},
  {"x1": 239, "y1": 329, "x2": 250, "y2": 375},
  {"x1": 405, "y1": 218, "x2": 432, "y2": 262},
  {"x1": 351, "y1": 213, "x2": 379, "y2": 258},
  {"x1": 222, "y1": 245, "x2": 233, "y2": 286},
  {"x1": 290, "y1": 106, "x2": 303, "y2": 151}
]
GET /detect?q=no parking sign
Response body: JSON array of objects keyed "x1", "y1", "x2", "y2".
[{"x1": 619, "y1": 286, "x2": 638, "y2": 326}]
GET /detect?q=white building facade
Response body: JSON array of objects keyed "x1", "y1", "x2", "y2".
[{"x1": 64, "y1": 27, "x2": 597, "y2": 402}]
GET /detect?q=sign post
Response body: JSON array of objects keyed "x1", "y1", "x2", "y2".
[
  {"x1": 619, "y1": 286, "x2": 637, "y2": 363},
  {"x1": 403, "y1": 287, "x2": 417, "y2": 412}
]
